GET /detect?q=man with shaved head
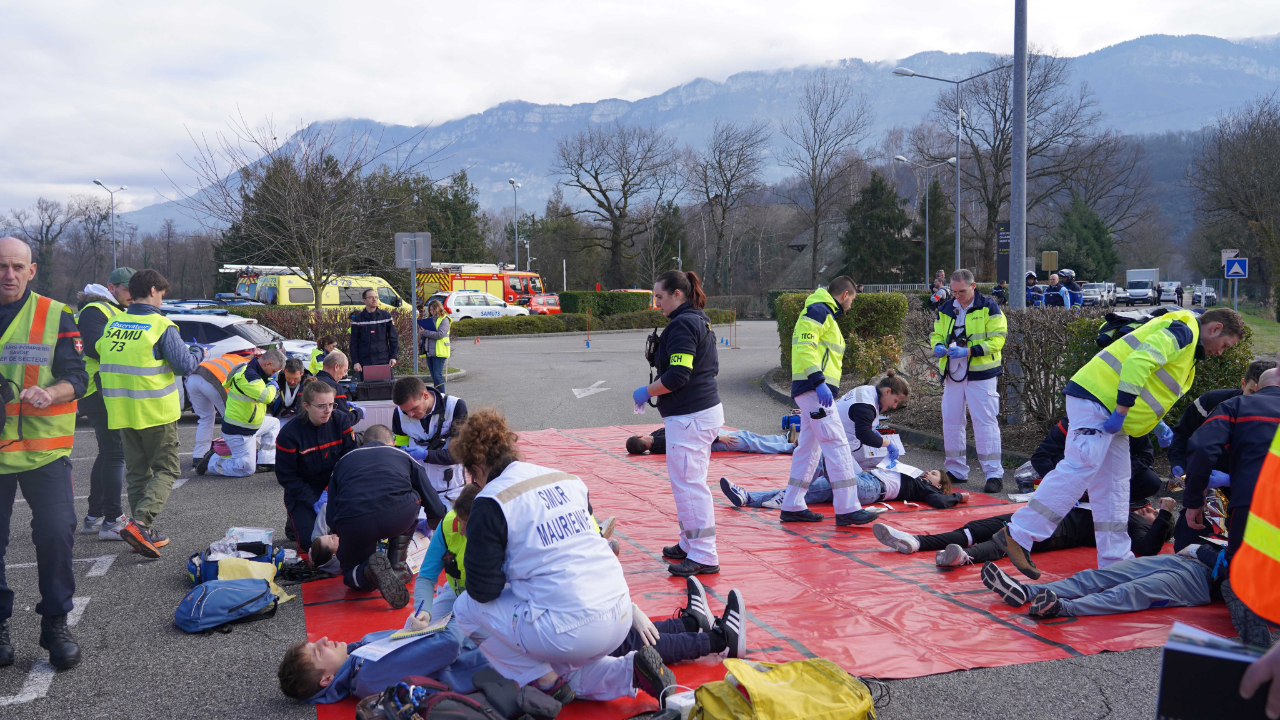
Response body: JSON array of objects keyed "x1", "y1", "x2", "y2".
[
  {"x1": 0, "y1": 237, "x2": 89, "y2": 670},
  {"x1": 1184, "y1": 364, "x2": 1280, "y2": 647}
]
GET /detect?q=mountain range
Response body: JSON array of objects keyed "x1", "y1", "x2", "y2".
[{"x1": 123, "y1": 33, "x2": 1280, "y2": 233}]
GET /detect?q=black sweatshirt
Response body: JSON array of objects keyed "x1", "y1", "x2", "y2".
[
  {"x1": 326, "y1": 441, "x2": 446, "y2": 529},
  {"x1": 314, "y1": 370, "x2": 355, "y2": 415},
  {"x1": 275, "y1": 409, "x2": 357, "y2": 506},
  {"x1": 654, "y1": 303, "x2": 720, "y2": 418},
  {"x1": 846, "y1": 402, "x2": 884, "y2": 448},
  {"x1": 896, "y1": 475, "x2": 964, "y2": 509}
]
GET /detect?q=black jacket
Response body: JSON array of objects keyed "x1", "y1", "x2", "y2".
[
  {"x1": 1185, "y1": 385, "x2": 1280, "y2": 512},
  {"x1": 348, "y1": 308, "x2": 399, "y2": 366},
  {"x1": 1168, "y1": 388, "x2": 1240, "y2": 471},
  {"x1": 326, "y1": 441, "x2": 445, "y2": 528},
  {"x1": 314, "y1": 370, "x2": 354, "y2": 415},
  {"x1": 654, "y1": 303, "x2": 720, "y2": 418},
  {"x1": 896, "y1": 475, "x2": 965, "y2": 509},
  {"x1": 275, "y1": 409, "x2": 357, "y2": 506},
  {"x1": 847, "y1": 401, "x2": 885, "y2": 449}
]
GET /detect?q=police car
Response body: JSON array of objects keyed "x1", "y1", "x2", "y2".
[{"x1": 427, "y1": 291, "x2": 531, "y2": 320}]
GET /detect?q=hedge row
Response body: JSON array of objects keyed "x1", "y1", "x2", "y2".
[
  {"x1": 558, "y1": 291, "x2": 651, "y2": 316},
  {"x1": 774, "y1": 291, "x2": 909, "y2": 383},
  {"x1": 451, "y1": 308, "x2": 736, "y2": 337}
]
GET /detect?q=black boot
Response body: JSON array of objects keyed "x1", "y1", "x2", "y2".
[
  {"x1": 386, "y1": 533, "x2": 414, "y2": 586},
  {"x1": 39, "y1": 614, "x2": 80, "y2": 670},
  {"x1": 0, "y1": 619, "x2": 13, "y2": 667}
]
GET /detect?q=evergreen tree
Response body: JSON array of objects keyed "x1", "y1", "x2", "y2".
[
  {"x1": 839, "y1": 172, "x2": 914, "y2": 283},
  {"x1": 1041, "y1": 193, "x2": 1119, "y2": 282},
  {"x1": 906, "y1": 178, "x2": 955, "y2": 282}
]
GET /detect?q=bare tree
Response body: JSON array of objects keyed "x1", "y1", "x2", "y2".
[
  {"x1": 174, "y1": 116, "x2": 432, "y2": 310},
  {"x1": 777, "y1": 70, "x2": 873, "y2": 288},
  {"x1": 913, "y1": 51, "x2": 1144, "y2": 277},
  {"x1": 7, "y1": 198, "x2": 82, "y2": 295},
  {"x1": 551, "y1": 122, "x2": 677, "y2": 288},
  {"x1": 687, "y1": 120, "x2": 772, "y2": 293}
]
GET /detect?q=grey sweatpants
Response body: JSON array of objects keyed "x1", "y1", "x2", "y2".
[{"x1": 1034, "y1": 554, "x2": 1212, "y2": 617}]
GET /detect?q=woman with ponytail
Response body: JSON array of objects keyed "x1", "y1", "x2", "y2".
[{"x1": 633, "y1": 270, "x2": 725, "y2": 577}]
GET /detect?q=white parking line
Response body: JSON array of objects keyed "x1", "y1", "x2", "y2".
[
  {"x1": 15, "y1": 479, "x2": 190, "y2": 503},
  {"x1": 0, "y1": 596, "x2": 90, "y2": 706},
  {"x1": 6, "y1": 555, "x2": 118, "y2": 576}
]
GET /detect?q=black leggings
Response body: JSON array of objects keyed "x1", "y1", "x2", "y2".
[
  {"x1": 916, "y1": 515, "x2": 1010, "y2": 552},
  {"x1": 333, "y1": 502, "x2": 419, "y2": 590}
]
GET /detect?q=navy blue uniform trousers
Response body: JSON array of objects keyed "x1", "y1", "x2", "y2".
[{"x1": 0, "y1": 457, "x2": 76, "y2": 620}]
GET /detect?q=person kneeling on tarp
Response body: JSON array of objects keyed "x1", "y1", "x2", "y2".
[
  {"x1": 980, "y1": 543, "x2": 1226, "y2": 619},
  {"x1": 412, "y1": 484, "x2": 747, "y2": 665},
  {"x1": 720, "y1": 466, "x2": 968, "y2": 515},
  {"x1": 874, "y1": 497, "x2": 1180, "y2": 566},
  {"x1": 626, "y1": 427, "x2": 795, "y2": 455},
  {"x1": 309, "y1": 424, "x2": 446, "y2": 609},
  {"x1": 450, "y1": 408, "x2": 678, "y2": 705}
]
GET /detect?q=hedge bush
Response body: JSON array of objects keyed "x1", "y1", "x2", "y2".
[
  {"x1": 774, "y1": 291, "x2": 908, "y2": 379},
  {"x1": 450, "y1": 308, "x2": 736, "y2": 337},
  {"x1": 558, "y1": 291, "x2": 651, "y2": 316}
]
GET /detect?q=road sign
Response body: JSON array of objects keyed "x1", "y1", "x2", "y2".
[
  {"x1": 1222, "y1": 249, "x2": 1239, "y2": 267},
  {"x1": 1041, "y1": 251, "x2": 1058, "y2": 272},
  {"x1": 1225, "y1": 258, "x2": 1249, "y2": 279},
  {"x1": 395, "y1": 232, "x2": 431, "y2": 269}
]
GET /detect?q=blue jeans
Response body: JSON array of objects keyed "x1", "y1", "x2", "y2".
[
  {"x1": 427, "y1": 356, "x2": 446, "y2": 392},
  {"x1": 745, "y1": 472, "x2": 883, "y2": 509},
  {"x1": 711, "y1": 431, "x2": 794, "y2": 454}
]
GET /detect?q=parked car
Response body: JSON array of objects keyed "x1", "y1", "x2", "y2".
[
  {"x1": 1080, "y1": 283, "x2": 1106, "y2": 306},
  {"x1": 426, "y1": 290, "x2": 531, "y2": 320},
  {"x1": 1115, "y1": 285, "x2": 1128, "y2": 305},
  {"x1": 1158, "y1": 281, "x2": 1181, "y2": 303},
  {"x1": 160, "y1": 306, "x2": 315, "y2": 361},
  {"x1": 528, "y1": 293, "x2": 561, "y2": 315},
  {"x1": 1192, "y1": 285, "x2": 1219, "y2": 307},
  {"x1": 1124, "y1": 280, "x2": 1158, "y2": 306}
]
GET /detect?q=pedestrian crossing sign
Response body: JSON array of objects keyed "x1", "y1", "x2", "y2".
[{"x1": 1225, "y1": 258, "x2": 1248, "y2": 279}]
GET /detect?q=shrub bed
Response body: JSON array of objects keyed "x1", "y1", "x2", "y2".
[
  {"x1": 450, "y1": 308, "x2": 735, "y2": 337},
  {"x1": 558, "y1": 291, "x2": 651, "y2": 316},
  {"x1": 774, "y1": 291, "x2": 908, "y2": 384}
]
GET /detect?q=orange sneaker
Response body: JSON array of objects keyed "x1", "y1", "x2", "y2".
[{"x1": 119, "y1": 520, "x2": 165, "y2": 559}]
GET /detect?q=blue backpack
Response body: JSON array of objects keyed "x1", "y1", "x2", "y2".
[
  {"x1": 175, "y1": 579, "x2": 278, "y2": 634},
  {"x1": 187, "y1": 542, "x2": 286, "y2": 585}
]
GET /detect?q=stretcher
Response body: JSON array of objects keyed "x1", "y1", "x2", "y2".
[{"x1": 306, "y1": 424, "x2": 1234, "y2": 720}]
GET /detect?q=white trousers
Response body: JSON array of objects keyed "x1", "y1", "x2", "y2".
[
  {"x1": 454, "y1": 589, "x2": 635, "y2": 700},
  {"x1": 783, "y1": 391, "x2": 860, "y2": 514},
  {"x1": 941, "y1": 376, "x2": 1003, "y2": 480},
  {"x1": 207, "y1": 416, "x2": 281, "y2": 478},
  {"x1": 664, "y1": 403, "x2": 723, "y2": 566},
  {"x1": 187, "y1": 374, "x2": 226, "y2": 459},
  {"x1": 1009, "y1": 395, "x2": 1134, "y2": 567}
]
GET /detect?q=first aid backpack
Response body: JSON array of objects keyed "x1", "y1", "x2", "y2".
[
  {"x1": 174, "y1": 579, "x2": 278, "y2": 634},
  {"x1": 692, "y1": 657, "x2": 876, "y2": 720},
  {"x1": 187, "y1": 540, "x2": 286, "y2": 585}
]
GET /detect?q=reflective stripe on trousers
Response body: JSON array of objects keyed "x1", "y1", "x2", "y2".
[
  {"x1": 783, "y1": 391, "x2": 860, "y2": 514},
  {"x1": 664, "y1": 403, "x2": 723, "y2": 566}
]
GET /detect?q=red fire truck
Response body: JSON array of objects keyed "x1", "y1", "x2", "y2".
[{"x1": 415, "y1": 264, "x2": 546, "y2": 307}]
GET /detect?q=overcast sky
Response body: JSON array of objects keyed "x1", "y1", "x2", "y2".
[{"x1": 2, "y1": 1, "x2": 1278, "y2": 216}]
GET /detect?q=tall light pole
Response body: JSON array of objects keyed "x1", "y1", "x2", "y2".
[
  {"x1": 895, "y1": 155, "x2": 956, "y2": 284},
  {"x1": 92, "y1": 180, "x2": 127, "y2": 271},
  {"x1": 508, "y1": 179, "x2": 521, "y2": 271},
  {"x1": 1010, "y1": 0, "x2": 1029, "y2": 309},
  {"x1": 894, "y1": 62, "x2": 1011, "y2": 275}
]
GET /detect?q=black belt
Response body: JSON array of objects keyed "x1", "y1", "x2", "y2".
[{"x1": 873, "y1": 477, "x2": 886, "y2": 504}]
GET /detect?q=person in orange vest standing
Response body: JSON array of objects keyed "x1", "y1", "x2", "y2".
[
  {"x1": 0, "y1": 237, "x2": 89, "y2": 670},
  {"x1": 186, "y1": 349, "x2": 254, "y2": 467},
  {"x1": 1235, "y1": 422, "x2": 1280, "y2": 714}
]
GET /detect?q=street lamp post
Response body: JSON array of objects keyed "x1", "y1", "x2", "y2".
[
  {"x1": 508, "y1": 179, "x2": 521, "y2": 270},
  {"x1": 894, "y1": 63, "x2": 1011, "y2": 275},
  {"x1": 895, "y1": 155, "x2": 956, "y2": 284},
  {"x1": 92, "y1": 180, "x2": 128, "y2": 271}
]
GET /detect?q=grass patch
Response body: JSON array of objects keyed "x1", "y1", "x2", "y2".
[{"x1": 1239, "y1": 303, "x2": 1280, "y2": 356}]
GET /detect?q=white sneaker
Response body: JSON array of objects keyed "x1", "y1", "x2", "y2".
[
  {"x1": 872, "y1": 522, "x2": 920, "y2": 554},
  {"x1": 935, "y1": 544, "x2": 972, "y2": 567},
  {"x1": 81, "y1": 516, "x2": 104, "y2": 534},
  {"x1": 99, "y1": 516, "x2": 128, "y2": 541}
]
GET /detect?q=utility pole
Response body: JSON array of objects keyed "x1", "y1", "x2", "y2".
[{"x1": 1010, "y1": 0, "x2": 1028, "y2": 309}]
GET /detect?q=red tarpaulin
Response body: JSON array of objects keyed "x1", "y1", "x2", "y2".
[{"x1": 307, "y1": 424, "x2": 1234, "y2": 720}]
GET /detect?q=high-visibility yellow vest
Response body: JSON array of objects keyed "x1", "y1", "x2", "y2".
[
  {"x1": 97, "y1": 311, "x2": 181, "y2": 430},
  {"x1": 431, "y1": 316, "x2": 450, "y2": 359},
  {"x1": 1233, "y1": 424, "x2": 1280, "y2": 624},
  {"x1": 78, "y1": 300, "x2": 123, "y2": 398},
  {"x1": 1070, "y1": 309, "x2": 1199, "y2": 436},
  {"x1": 307, "y1": 347, "x2": 324, "y2": 375},
  {"x1": 790, "y1": 289, "x2": 846, "y2": 387},
  {"x1": 223, "y1": 362, "x2": 277, "y2": 432},
  {"x1": 928, "y1": 293, "x2": 1008, "y2": 377},
  {"x1": 0, "y1": 293, "x2": 78, "y2": 472},
  {"x1": 440, "y1": 511, "x2": 467, "y2": 594}
]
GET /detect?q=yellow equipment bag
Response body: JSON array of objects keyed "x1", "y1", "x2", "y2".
[{"x1": 691, "y1": 657, "x2": 876, "y2": 720}]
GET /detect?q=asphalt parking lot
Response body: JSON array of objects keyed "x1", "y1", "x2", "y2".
[{"x1": 0, "y1": 320, "x2": 1213, "y2": 718}]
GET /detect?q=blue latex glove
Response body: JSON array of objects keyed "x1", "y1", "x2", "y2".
[
  {"x1": 1209, "y1": 470, "x2": 1231, "y2": 488},
  {"x1": 1101, "y1": 408, "x2": 1127, "y2": 434},
  {"x1": 933, "y1": 344, "x2": 947, "y2": 358},
  {"x1": 947, "y1": 345, "x2": 969, "y2": 359},
  {"x1": 1153, "y1": 421, "x2": 1174, "y2": 448},
  {"x1": 403, "y1": 445, "x2": 429, "y2": 462},
  {"x1": 1171, "y1": 465, "x2": 1184, "y2": 478},
  {"x1": 886, "y1": 443, "x2": 900, "y2": 463},
  {"x1": 632, "y1": 386, "x2": 650, "y2": 405},
  {"x1": 815, "y1": 383, "x2": 833, "y2": 407}
]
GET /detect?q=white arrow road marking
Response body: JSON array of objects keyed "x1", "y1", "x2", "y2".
[
  {"x1": 7, "y1": 554, "x2": 118, "y2": 577},
  {"x1": 572, "y1": 380, "x2": 610, "y2": 399},
  {"x1": 0, "y1": 596, "x2": 90, "y2": 707}
]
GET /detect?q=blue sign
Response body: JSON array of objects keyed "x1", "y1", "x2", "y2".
[{"x1": 1225, "y1": 258, "x2": 1249, "y2": 279}]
